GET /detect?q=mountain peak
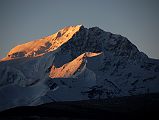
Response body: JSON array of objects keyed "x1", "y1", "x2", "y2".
[
  {"x1": 0, "y1": 24, "x2": 146, "y2": 62},
  {"x1": 0, "y1": 25, "x2": 159, "y2": 112}
]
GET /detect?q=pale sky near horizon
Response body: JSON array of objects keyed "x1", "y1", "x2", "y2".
[{"x1": 0, "y1": 0, "x2": 159, "y2": 59}]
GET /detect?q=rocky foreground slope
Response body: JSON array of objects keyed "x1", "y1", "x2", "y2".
[
  {"x1": 0, "y1": 93, "x2": 159, "y2": 120},
  {"x1": 0, "y1": 25, "x2": 159, "y2": 111}
]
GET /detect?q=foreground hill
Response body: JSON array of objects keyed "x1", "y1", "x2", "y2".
[{"x1": 0, "y1": 93, "x2": 159, "y2": 120}]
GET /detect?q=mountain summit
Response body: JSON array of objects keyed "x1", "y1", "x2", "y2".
[
  {"x1": 0, "y1": 25, "x2": 159, "y2": 111},
  {"x1": 1, "y1": 25, "x2": 82, "y2": 61}
]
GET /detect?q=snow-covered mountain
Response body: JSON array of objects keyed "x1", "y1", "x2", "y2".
[{"x1": 0, "y1": 25, "x2": 159, "y2": 111}]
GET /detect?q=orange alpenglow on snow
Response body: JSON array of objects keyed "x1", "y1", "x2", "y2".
[
  {"x1": 49, "y1": 52, "x2": 102, "y2": 78},
  {"x1": 1, "y1": 25, "x2": 82, "y2": 61}
]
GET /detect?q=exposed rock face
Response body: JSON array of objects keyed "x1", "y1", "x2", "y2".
[{"x1": 0, "y1": 25, "x2": 159, "y2": 111}]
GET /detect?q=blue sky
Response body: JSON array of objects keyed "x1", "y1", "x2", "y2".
[{"x1": 0, "y1": 0, "x2": 159, "y2": 59}]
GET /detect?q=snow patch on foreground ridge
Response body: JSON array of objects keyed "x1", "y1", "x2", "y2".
[{"x1": 0, "y1": 25, "x2": 159, "y2": 111}]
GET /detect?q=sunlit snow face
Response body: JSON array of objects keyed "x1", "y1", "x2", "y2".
[{"x1": 1, "y1": 25, "x2": 82, "y2": 62}]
